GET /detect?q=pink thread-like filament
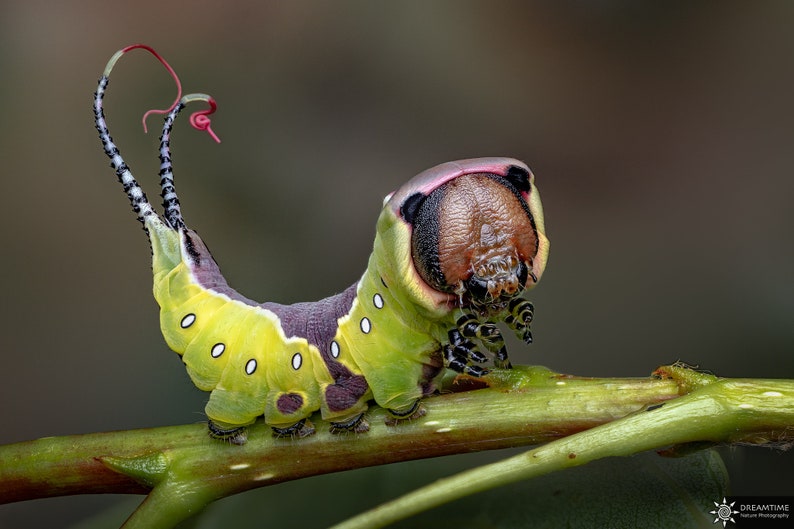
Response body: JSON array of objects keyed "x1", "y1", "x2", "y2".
[
  {"x1": 115, "y1": 44, "x2": 220, "y2": 142},
  {"x1": 117, "y1": 44, "x2": 182, "y2": 133},
  {"x1": 189, "y1": 98, "x2": 221, "y2": 144}
]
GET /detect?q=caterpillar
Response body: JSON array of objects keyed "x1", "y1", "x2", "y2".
[{"x1": 94, "y1": 45, "x2": 550, "y2": 444}]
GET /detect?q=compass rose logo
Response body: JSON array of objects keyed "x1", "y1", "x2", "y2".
[{"x1": 710, "y1": 497, "x2": 739, "y2": 527}]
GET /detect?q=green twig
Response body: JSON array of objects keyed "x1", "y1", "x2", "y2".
[{"x1": 0, "y1": 365, "x2": 791, "y2": 528}]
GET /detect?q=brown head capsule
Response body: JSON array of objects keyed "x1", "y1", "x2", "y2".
[{"x1": 408, "y1": 170, "x2": 545, "y2": 315}]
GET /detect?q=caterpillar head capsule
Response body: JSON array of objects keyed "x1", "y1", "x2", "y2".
[{"x1": 391, "y1": 159, "x2": 549, "y2": 317}]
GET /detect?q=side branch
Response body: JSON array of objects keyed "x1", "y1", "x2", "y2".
[{"x1": 331, "y1": 365, "x2": 794, "y2": 529}]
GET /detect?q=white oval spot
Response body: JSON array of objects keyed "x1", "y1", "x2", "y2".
[
  {"x1": 360, "y1": 317, "x2": 372, "y2": 334},
  {"x1": 245, "y1": 359, "x2": 257, "y2": 375},
  {"x1": 435, "y1": 427, "x2": 453, "y2": 434},
  {"x1": 229, "y1": 462, "x2": 250, "y2": 471},
  {"x1": 330, "y1": 341, "x2": 340, "y2": 358},
  {"x1": 253, "y1": 472, "x2": 275, "y2": 482},
  {"x1": 373, "y1": 293, "x2": 384, "y2": 309},
  {"x1": 180, "y1": 313, "x2": 196, "y2": 328},
  {"x1": 211, "y1": 343, "x2": 225, "y2": 358},
  {"x1": 762, "y1": 391, "x2": 783, "y2": 397},
  {"x1": 291, "y1": 352, "x2": 303, "y2": 370}
]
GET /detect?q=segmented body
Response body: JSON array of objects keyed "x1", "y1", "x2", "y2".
[{"x1": 94, "y1": 47, "x2": 549, "y2": 442}]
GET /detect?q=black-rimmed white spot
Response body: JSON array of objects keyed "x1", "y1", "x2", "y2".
[
  {"x1": 373, "y1": 293, "x2": 384, "y2": 309},
  {"x1": 330, "y1": 341, "x2": 340, "y2": 358},
  {"x1": 210, "y1": 343, "x2": 225, "y2": 358},
  {"x1": 291, "y1": 352, "x2": 303, "y2": 371},
  {"x1": 360, "y1": 317, "x2": 372, "y2": 334},
  {"x1": 180, "y1": 313, "x2": 196, "y2": 328},
  {"x1": 245, "y1": 359, "x2": 257, "y2": 375}
]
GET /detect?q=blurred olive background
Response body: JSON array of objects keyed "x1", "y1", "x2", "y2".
[{"x1": 1, "y1": 1, "x2": 792, "y2": 527}]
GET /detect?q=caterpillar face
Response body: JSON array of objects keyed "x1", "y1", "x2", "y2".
[{"x1": 394, "y1": 160, "x2": 548, "y2": 316}]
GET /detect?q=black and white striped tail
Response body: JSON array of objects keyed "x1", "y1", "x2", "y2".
[
  {"x1": 94, "y1": 75, "x2": 160, "y2": 227},
  {"x1": 158, "y1": 102, "x2": 187, "y2": 230},
  {"x1": 94, "y1": 76, "x2": 188, "y2": 232}
]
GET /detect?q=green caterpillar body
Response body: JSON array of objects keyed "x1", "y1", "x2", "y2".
[
  {"x1": 94, "y1": 50, "x2": 549, "y2": 443},
  {"x1": 150, "y1": 217, "x2": 448, "y2": 432}
]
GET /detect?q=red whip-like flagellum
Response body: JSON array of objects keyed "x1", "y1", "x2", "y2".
[{"x1": 104, "y1": 44, "x2": 220, "y2": 143}]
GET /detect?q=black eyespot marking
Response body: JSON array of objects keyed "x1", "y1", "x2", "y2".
[
  {"x1": 409, "y1": 188, "x2": 446, "y2": 292},
  {"x1": 505, "y1": 165, "x2": 530, "y2": 193},
  {"x1": 401, "y1": 192, "x2": 427, "y2": 224}
]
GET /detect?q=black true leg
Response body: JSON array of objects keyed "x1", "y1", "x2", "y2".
[
  {"x1": 448, "y1": 328, "x2": 489, "y2": 363},
  {"x1": 504, "y1": 299, "x2": 534, "y2": 345},
  {"x1": 443, "y1": 327, "x2": 491, "y2": 376},
  {"x1": 456, "y1": 314, "x2": 511, "y2": 369},
  {"x1": 208, "y1": 420, "x2": 249, "y2": 445},
  {"x1": 443, "y1": 344, "x2": 490, "y2": 376}
]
